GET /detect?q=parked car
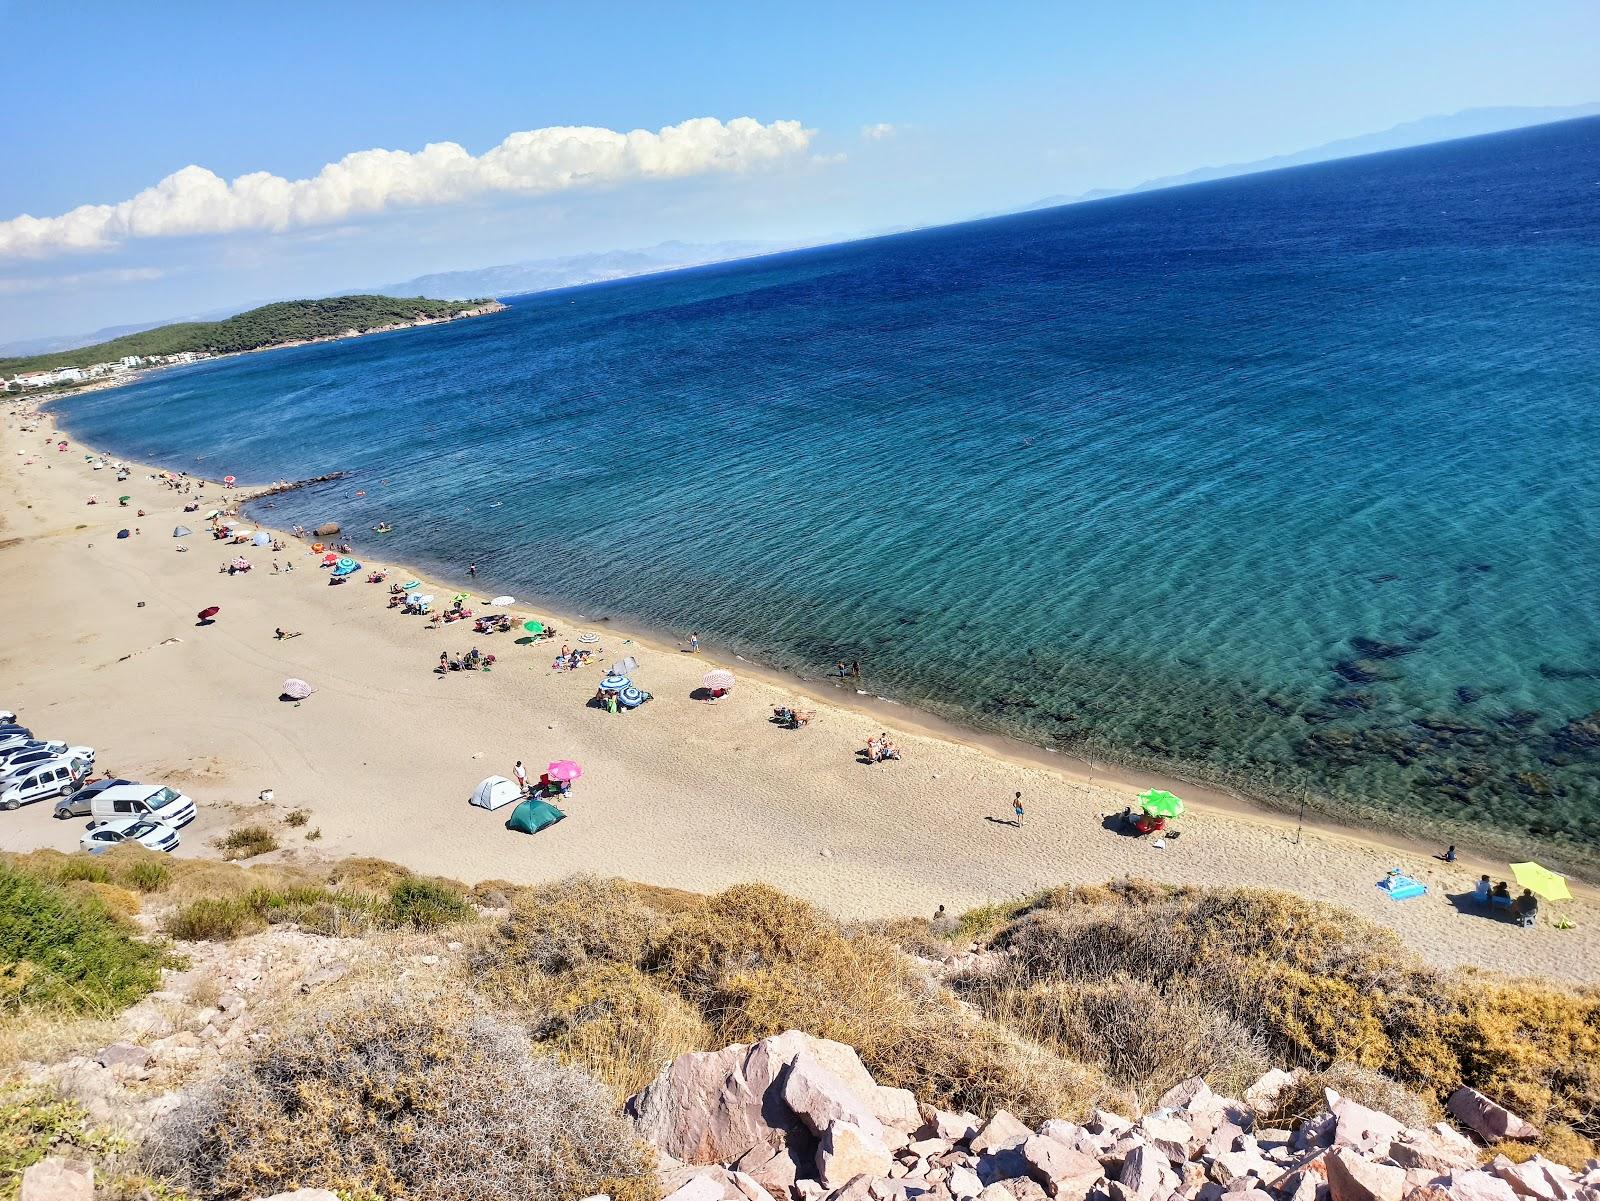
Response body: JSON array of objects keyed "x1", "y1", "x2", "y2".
[
  {"x1": 88, "y1": 784, "x2": 196, "y2": 829},
  {"x1": 0, "y1": 745, "x2": 95, "y2": 781},
  {"x1": 80, "y1": 816, "x2": 180, "y2": 854},
  {"x1": 0, "y1": 739, "x2": 77, "y2": 767},
  {"x1": 53, "y1": 777, "x2": 134, "y2": 819},
  {"x1": 0, "y1": 728, "x2": 37, "y2": 751},
  {"x1": 1, "y1": 757, "x2": 93, "y2": 811}
]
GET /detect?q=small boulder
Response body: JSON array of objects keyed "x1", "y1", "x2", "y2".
[
  {"x1": 20, "y1": 1158, "x2": 93, "y2": 1201},
  {"x1": 1328, "y1": 1093, "x2": 1406, "y2": 1153},
  {"x1": 1244, "y1": 1070, "x2": 1297, "y2": 1116},
  {"x1": 1118, "y1": 1144, "x2": 1176, "y2": 1201},
  {"x1": 1158, "y1": 1077, "x2": 1219, "y2": 1113},
  {"x1": 785, "y1": 1054, "x2": 885, "y2": 1141},
  {"x1": 927, "y1": 1107, "x2": 982, "y2": 1144},
  {"x1": 950, "y1": 1166, "x2": 985, "y2": 1198},
  {"x1": 1447, "y1": 1089, "x2": 1540, "y2": 1143},
  {"x1": 1021, "y1": 1135, "x2": 1105, "y2": 1201},
  {"x1": 818, "y1": 1120, "x2": 894, "y2": 1189},
  {"x1": 1136, "y1": 1114, "x2": 1196, "y2": 1164},
  {"x1": 1325, "y1": 1148, "x2": 1405, "y2": 1201},
  {"x1": 95, "y1": 1042, "x2": 152, "y2": 1071},
  {"x1": 1438, "y1": 1172, "x2": 1521, "y2": 1201},
  {"x1": 971, "y1": 1112, "x2": 1035, "y2": 1155}
]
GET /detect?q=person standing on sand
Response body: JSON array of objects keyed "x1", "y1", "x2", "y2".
[
  {"x1": 689, "y1": 632, "x2": 700, "y2": 653},
  {"x1": 1013, "y1": 791, "x2": 1025, "y2": 828},
  {"x1": 514, "y1": 760, "x2": 528, "y2": 796}
]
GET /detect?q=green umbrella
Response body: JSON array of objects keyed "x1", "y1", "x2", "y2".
[
  {"x1": 1510, "y1": 862, "x2": 1571, "y2": 902},
  {"x1": 118, "y1": 495, "x2": 131, "y2": 503},
  {"x1": 523, "y1": 620, "x2": 545, "y2": 634},
  {"x1": 1137, "y1": 789, "x2": 1185, "y2": 818}
]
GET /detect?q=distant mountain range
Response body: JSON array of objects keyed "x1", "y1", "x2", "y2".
[
  {"x1": 1014, "y1": 103, "x2": 1600, "y2": 213},
  {"x1": 369, "y1": 239, "x2": 804, "y2": 302}
]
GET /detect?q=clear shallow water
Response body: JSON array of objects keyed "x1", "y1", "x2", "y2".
[{"x1": 55, "y1": 118, "x2": 1600, "y2": 867}]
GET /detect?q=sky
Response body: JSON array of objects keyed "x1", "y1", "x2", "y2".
[{"x1": 2, "y1": 0, "x2": 1598, "y2": 343}]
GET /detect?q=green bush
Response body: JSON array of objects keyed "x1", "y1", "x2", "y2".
[
  {"x1": 120, "y1": 858, "x2": 172, "y2": 893},
  {"x1": 164, "y1": 897, "x2": 264, "y2": 942},
  {"x1": 387, "y1": 878, "x2": 472, "y2": 931},
  {"x1": 0, "y1": 864, "x2": 167, "y2": 1014},
  {"x1": 218, "y1": 826, "x2": 279, "y2": 860}
]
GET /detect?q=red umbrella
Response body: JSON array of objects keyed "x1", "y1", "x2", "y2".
[
  {"x1": 223, "y1": 475, "x2": 236, "y2": 485},
  {"x1": 197, "y1": 606, "x2": 220, "y2": 622}
]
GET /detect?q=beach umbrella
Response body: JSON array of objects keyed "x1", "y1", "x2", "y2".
[
  {"x1": 523, "y1": 620, "x2": 545, "y2": 634},
  {"x1": 491, "y1": 595, "x2": 515, "y2": 606},
  {"x1": 282, "y1": 678, "x2": 315, "y2": 700},
  {"x1": 223, "y1": 475, "x2": 236, "y2": 485},
  {"x1": 599, "y1": 673, "x2": 630, "y2": 692},
  {"x1": 611, "y1": 655, "x2": 640, "y2": 675},
  {"x1": 204, "y1": 510, "x2": 221, "y2": 519},
  {"x1": 1137, "y1": 789, "x2": 1185, "y2": 818},
  {"x1": 321, "y1": 552, "x2": 339, "y2": 565},
  {"x1": 197, "y1": 606, "x2": 220, "y2": 621},
  {"x1": 452, "y1": 592, "x2": 469, "y2": 605},
  {"x1": 172, "y1": 526, "x2": 191, "y2": 538},
  {"x1": 618, "y1": 685, "x2": 646, "y2": 709},
  {"x1": 252, "y1": 532, "x2": 271, "y2": 546},
  {"x1": 703, "y1": 668, "x2": 736, "y2": 692},
  {"x1": 118, "y1": 495, "x2": 131, "y2": 504},
  {"x1": 232, "y1": 556, "x2": 250, "y2": 570},
  {"x1": 547, "y1": 760, "x2": 582, "y2": 783},
  {"x1": 577, "y1": 632, "x2": 600, "y2": 644},
  {"x1": 337, "y1": 556, "x2": 357, "y2": 571},
  {"x1": 1510, "y1": 862, "x2": 1571, "y2": 902}
]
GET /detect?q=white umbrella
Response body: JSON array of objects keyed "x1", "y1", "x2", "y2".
[
  {"x1": 282, "y1": 678, "x2": 315, "y2": 700},
  {"x1": 703, "y1": 668, "x2": 736, "y2": 691},
  {"x1": 490, "y1": 595, "x2": 515, "y2": 606}
]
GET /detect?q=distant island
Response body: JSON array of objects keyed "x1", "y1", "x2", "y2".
[{"x1": 0, "y1": 294, "x2": 505, "y2": 386}]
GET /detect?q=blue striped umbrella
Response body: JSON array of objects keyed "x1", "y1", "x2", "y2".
[
  {"x1": 618, "y1": 686, "x2": 646, "y2": 708},
  {"x1": 599, "y1": 674, "x2": 630, "y2": 692},
  {"x1": 336, "y1": 556, "x2": 357, "y2": 571}
]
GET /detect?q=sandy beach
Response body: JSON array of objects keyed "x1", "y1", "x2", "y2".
[{"x1": 3, "y1": 401, "x2": 1595, "y2": 986}]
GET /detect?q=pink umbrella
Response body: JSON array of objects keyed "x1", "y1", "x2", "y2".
[
  {"x1": 223, "y1": 475, "x2": 236, "y2": 486},
  {"x1": 546, "y1": 760, "x2": 582, "y2": 783},
  {"x1": 321, "y1": 552, "x2": 339, "y2": 565}
]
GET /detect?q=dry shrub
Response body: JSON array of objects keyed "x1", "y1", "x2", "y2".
[
  {"x1": 493, "y1": 876, "x2": 666, "y2": 975},
  {"x1": 73, "y1": 881, "x2": 142, "y2": 920},
  {"x1": 164, "y1": 897, "x2": 265, "y2": 941},
  {"x1": 525, "y1": 962, "x2": 712, "y2": 1098},
  {"x1": 323, "y1": 856, "x2": 414, "y2": 891},
  {"x1": 987, "y1": 975, "x2": 1271, "y2": 1101},
  {"x1": 1261, "y1": 1063, "x2": 1436, "y2": 1130},
  {"x1": 155, "y1": 989, "x2": 652, "y2": 1201}
]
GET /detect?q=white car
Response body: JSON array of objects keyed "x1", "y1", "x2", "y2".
[
  {"x1": 0, "y1": 739, "x2": 77, "y2": 767},
  {"x1": 88, "y1": 784, "x2": 197, "y2": 828},
  {"x1": 1, "y1": 745, "x2": 95, "y2": 781},
  {"x1": 1, "y1": 756, "x2": 93, "y2": 810},
  {"x1": 80, "y1": 816, "x2": 181, "y2": 854}
]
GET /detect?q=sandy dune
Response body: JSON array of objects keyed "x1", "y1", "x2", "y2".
[{"x1": 3, "y1": 404, "x2": 1595, "y2": 985}]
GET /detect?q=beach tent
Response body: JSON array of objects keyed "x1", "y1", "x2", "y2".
[
  {"x1": 1511, "y1": 862, "x2": 1571, "y2": 902},
  {"x1": 172, "y1": 526, "x2": 191, "y2": 538},
  {"x1": 470, "y1": 776, "x2": 522, "y2": 811},
  {"x1": 116, "y1": 529, "x2": 130, "y2": 539},
  {"x1": 505, "y1": 797, "x2": 565, "y2": 835}
]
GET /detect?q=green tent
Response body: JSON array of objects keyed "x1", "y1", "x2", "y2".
[
  {"x1": 1137, "y1": 789, "x2": 1185, "y2": 818},
  {"x1": 505, "y1": 798, "x2": 566, "y2": 835}
]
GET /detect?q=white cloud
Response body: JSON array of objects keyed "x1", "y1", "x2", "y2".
[
  {"x1": 0, "y1": 116, "x2": 814, "y2": 260},
  {"x1": 860, "y1": 123, "x2": 896, "y2": 141}
]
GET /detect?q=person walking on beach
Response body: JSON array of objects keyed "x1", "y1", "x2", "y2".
[
  {"x1": 514, "y1": 760, "x2": 528, "y2": 796},
  {"x1": 689, "y1": 631, "x2": 700, "y2": 653},
  {"x1": 1012, "y1": 791, "x2": 1025, "y2": 828}
]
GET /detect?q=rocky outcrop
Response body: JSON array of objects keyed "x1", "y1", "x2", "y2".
[{"x1": 628, "y1": 1038, "x2": 1581, "y2": 1201}]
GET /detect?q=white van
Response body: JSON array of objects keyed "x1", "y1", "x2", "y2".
[
  {"x1": 0, "y1": 757, "x2": 92, "y2": 810},
  {"x1": 88, "y1": 784, "x2": 197, "y2": 828}
]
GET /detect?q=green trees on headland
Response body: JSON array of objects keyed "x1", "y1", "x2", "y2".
[{"x1": 0, "y1": 294, "x2": 498, "y2": 375}]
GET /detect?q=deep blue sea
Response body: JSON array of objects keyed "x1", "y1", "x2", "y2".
[{"x1": 54, "y1": 117, "x2": 1600, "y2": 866}]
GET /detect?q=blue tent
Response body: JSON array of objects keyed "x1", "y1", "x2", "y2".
[{"x1": 505, "y1": 798, "x2": 566, "y2": 835}]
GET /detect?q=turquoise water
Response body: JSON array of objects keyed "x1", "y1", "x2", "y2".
[{"x1": 53, "y1": 118, "x2": 1600, "y2": 867}]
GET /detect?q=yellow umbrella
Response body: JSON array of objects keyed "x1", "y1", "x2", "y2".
[{"x1": 1510, "y1": 862, "x2": 1571, "y2": 902}]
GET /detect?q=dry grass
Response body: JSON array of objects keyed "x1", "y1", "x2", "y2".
[
  {"x1": 155, "y1": 989, "x2": 653, "y2": 1201},
  {"x1": 947, "y1": 881, "x2": 1598, "y2": 1162}
]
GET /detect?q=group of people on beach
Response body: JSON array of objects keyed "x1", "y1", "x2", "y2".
[
  {"x1": 1474, "y1": 875, "x2": 1541, "y2": 927},
  {"x1": 552, "y1": 645, "x2": 595, "y2": 672},
  {"x1": 863, "y1": 732, "x2": 902, "y2": 763}
]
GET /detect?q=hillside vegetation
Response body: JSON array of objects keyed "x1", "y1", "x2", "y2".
[
  {"x1": 1, "y1": 850, "x2": 1596, "y2": 1200},
  {"x1": 0, "y1": 294, "x2": 496, "y2": 374}
]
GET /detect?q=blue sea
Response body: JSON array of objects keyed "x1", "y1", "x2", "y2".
[{"x1": 54, "y1": 117, "x2": 1600, "y2": 868}]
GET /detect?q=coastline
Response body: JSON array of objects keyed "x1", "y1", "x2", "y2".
[{"x1": 5, "y1": 397, "x2": 1596, "y2": 984}]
